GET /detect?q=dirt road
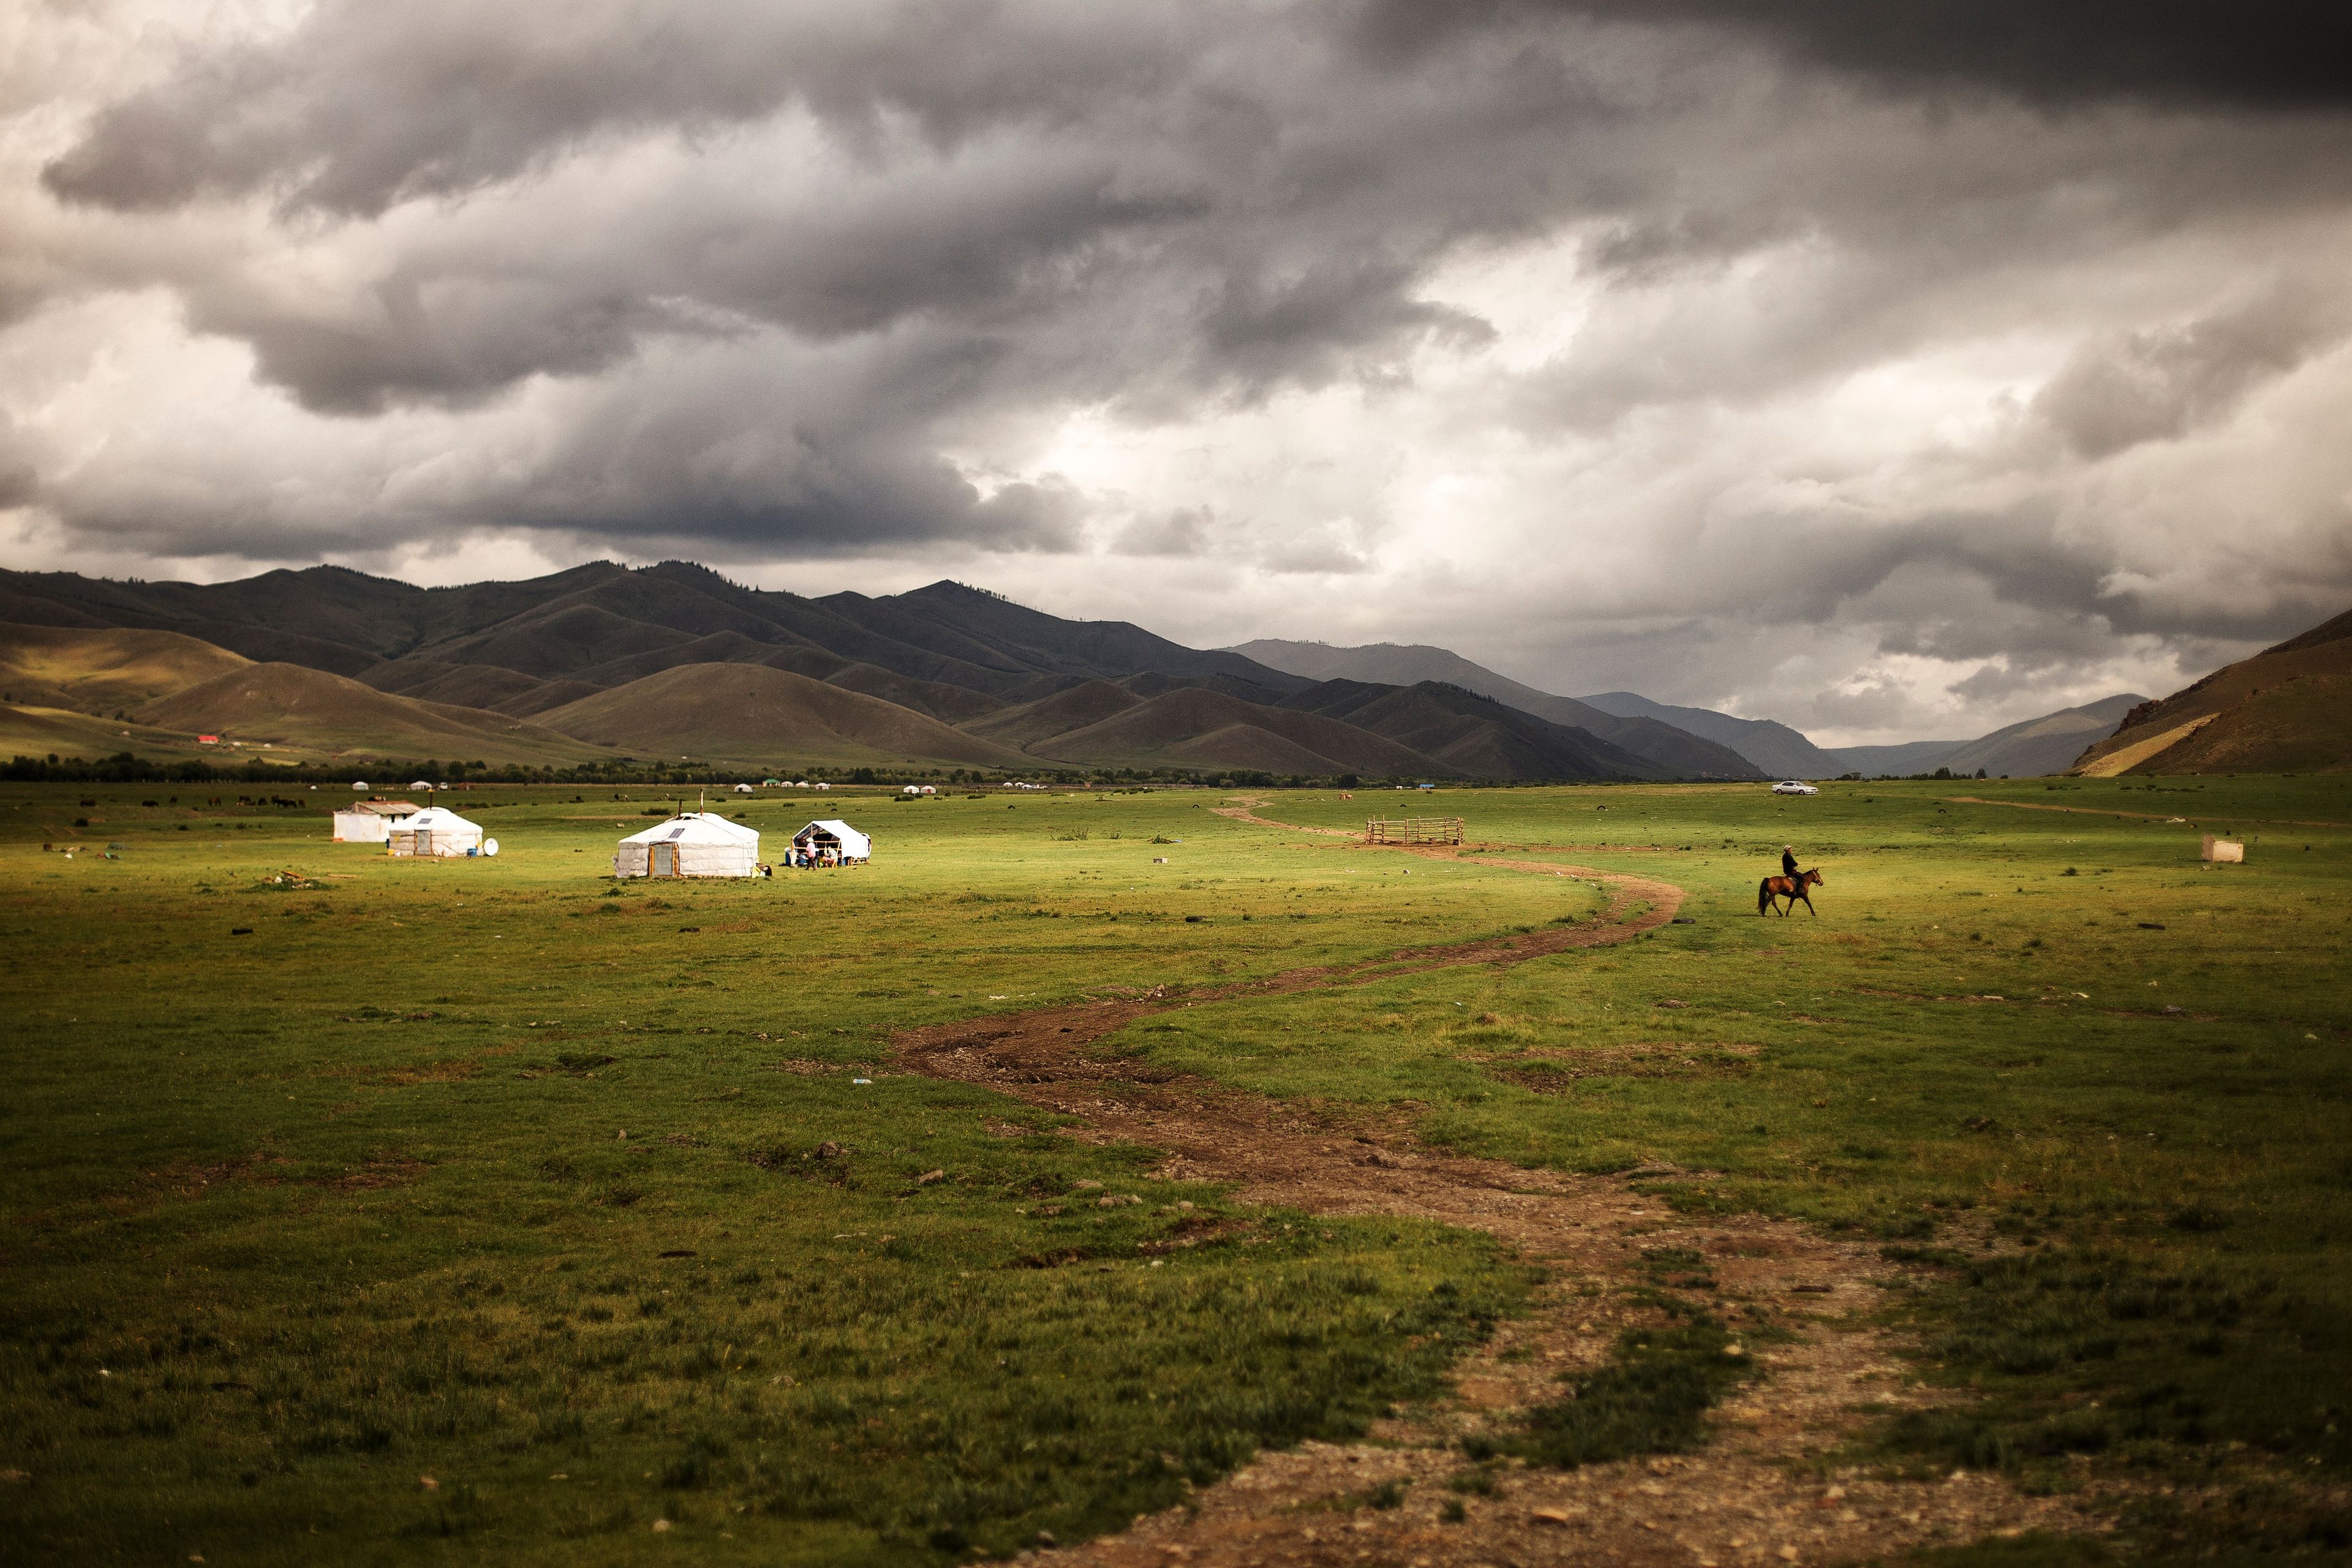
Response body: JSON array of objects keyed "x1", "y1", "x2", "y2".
[{"x1": 891, "y1": 801, "x2": 2100, "y2": 1566}]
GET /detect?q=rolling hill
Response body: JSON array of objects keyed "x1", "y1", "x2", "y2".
[
  {"x1": 0, "y1": 622, "x2": 252, "y2": 714},
  {"x1": 1227, "y1": 639, "x2": 1762, "y2": 777},
  {"x1": 534, "y1": 665, "x2": 1035, "y2": 771},
  {"x1": 2075, "y1": 607, "x2": 2352, "y2": 775},
  {"x1": 132, "y1": 664, "x2": 614, "y2": 766},
  {"x1": 1005, "y1": 685, "x2": 1444, "y2": 777},
  {"x1": 1278, "y1": 680, "x2": 1666, "y2": 780}
]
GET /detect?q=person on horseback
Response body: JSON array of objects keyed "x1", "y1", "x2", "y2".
[{"x1": 1759, "y1": 845, "x2": 1823, "y2": 915}]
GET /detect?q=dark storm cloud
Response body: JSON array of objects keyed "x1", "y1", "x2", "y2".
[{"x1": 1356, "y1": 1, "x2": 2352, "y2": 112}]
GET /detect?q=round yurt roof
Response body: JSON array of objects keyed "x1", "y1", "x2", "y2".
[
  {"x1": 619, "y1": 812, "x2": 759, "y2": 846},
  {"x1": 793, "y1": 818, "x2": 871, "y2": 856},
  {"x1": 396, "y1": 806, "x2": 481, "y2": 833}
]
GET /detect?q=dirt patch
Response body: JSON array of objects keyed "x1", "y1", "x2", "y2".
[{"x1": 895, "y1": 803, "x2": 2116, "y2": 1566}]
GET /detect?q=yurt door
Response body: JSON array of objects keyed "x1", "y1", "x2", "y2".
[
  {"x1": 413, "y1": 830, "x2": 433, "y2": 857},
  {"x1": 651, "y1": 843, "x2": 677, "y2": 877}
]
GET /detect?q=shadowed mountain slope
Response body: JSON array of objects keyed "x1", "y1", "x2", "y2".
[
  {"x1": 1575, "y1": 690, "x2": 1841, "y2": 778},
  {"x1": 2075, "y1": 608, "x2": 2352, "y2": 775},
  {"x1": 1281, "y1": 680, "x2": 1666, "y2": 781},
  {"x1": 131, "y1": 664, "x2": 612, "y2": 765},
  {"x1": 534, "y1": 665, "x2": 1033, "y2": 771},
  {"x1": 962, "y1": 680, "x2": 1147, "y2": 751},
  {"x1": 1230, "y1": 638, "x2": 1761, "y2": 777},
  {"x1": 1020, "y1": 687, "x2": 1442, "y2": 777},
  {"x1": 0, "y1": 622, "x2": 252, "y2": 714}
]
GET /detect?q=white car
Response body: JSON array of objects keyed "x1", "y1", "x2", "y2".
[{"x1": 1771, "y1": 780, "x2": 1819, "y2": 796}]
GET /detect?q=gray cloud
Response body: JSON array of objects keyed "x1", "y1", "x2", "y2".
[
  {"x1": 9, "y1": 0, "x2": 2352, "y2": 742},
  {"x1": 1357, "y1": 1, "x2": 2352, "y2": 113},
  {"x1": 2032, "y1": 282, "x2": 2350, "y2": 458}
]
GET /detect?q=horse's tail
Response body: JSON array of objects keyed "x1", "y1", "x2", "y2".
[{"x1": 1757, "y1": 878, "x2": 1771, "y2": 916}]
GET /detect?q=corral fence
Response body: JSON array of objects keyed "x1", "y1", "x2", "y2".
[{"x1": 1364, "y1": 816, "x2": 1464, "y2": 845}]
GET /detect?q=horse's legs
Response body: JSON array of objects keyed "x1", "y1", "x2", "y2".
[{"x1": 1802, "y1": 891, "x2": 1816, "y2": 915}]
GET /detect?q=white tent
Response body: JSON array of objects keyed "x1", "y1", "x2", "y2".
[
  {"x1": 332, "y1": 799, "x2": 420, "y2": 843},
  {"x1": 386, "y1": 806, "x2": 486, "y2": 858},
  {"x1": 612, "y1": 812, "x2": 760, "y2": 878},
  {"x1": 791, "y1": 819, "x2": 870, "y2": 865},
  {"x1": 333, "y1": 809, "x2": 391, "y2": 843}
]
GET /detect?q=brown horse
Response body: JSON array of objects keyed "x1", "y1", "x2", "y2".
[{"x1": 1758, "y1": 867, "x2": 1823, "y2": 916}]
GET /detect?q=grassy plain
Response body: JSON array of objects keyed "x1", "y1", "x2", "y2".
[{"x1": 2, "y1": 776, "x2": 2348, "y2": 1563}]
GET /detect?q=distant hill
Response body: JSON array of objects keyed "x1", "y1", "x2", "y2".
[
  {"x1": 1942, "y1": 694, "x2": 2147, "y2": 778},
  {"x1": 1822, "y1": 739, "x2": 1968, "y2": 776},
  {"x1": 1277, "y1": 680, "x2": 1666, "y2": 780},
  {"x1": 1575, "y1": 691, "x2": 1841, "y2": 778},
  {"x1": 535, "y1": 665, "x2": 1035, "y2": 771},
  {"x1": 132, "y1": 663, "x2": 614, "y2": 766},
  {"x1": 0, "y1": 704, "x2": 232, "y2": 766},
  {"x1": 1010, "y1": 685, "x2": 1442, "y2": 777},
  {"x1": 1228, "y1": 639, "x2": 1762, "y2": 778},
  {"x1": 0, "y1": 622, "x2": 251, "y2": 714},
  {"x1": 2075, "y1": 607, "x2": 2352, "y2": 775}
]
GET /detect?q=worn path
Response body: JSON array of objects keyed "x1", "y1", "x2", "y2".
[
  {"x1": 1941, "y1": 793, "x2": 2351, "y2": 831},
  {"x1": 892, "y1": 801, "x2": 2101, "y2": 1567}
]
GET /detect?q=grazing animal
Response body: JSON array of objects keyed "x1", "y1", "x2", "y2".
[{"x1": 1758, "y1": 867, "x2": 1824, "y2": 916}]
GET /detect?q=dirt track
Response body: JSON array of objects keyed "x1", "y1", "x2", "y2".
[{"x1": 891, "y1": 801, "x2": 2101, "y2": 1566}]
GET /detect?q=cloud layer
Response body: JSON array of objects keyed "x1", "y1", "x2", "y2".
[{"x1": 6, "y1": 0, "x2": 2350, "y2": 739}]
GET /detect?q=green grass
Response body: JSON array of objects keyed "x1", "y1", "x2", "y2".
[
  {"x1": 3, "y1": 775, "x2": 2350, "y2": 1561},
  {"x1": 1504, "y1": 1308, "x2": 1758, "y2": 1468}
]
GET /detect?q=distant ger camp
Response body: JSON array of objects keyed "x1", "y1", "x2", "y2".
[{"x1": 614, "y1": 812, "x2": 760, "y2": 878}]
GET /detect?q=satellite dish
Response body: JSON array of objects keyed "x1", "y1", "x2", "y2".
[{"x1": 482, "y1": 839, "x2": 500, "y2": 858}]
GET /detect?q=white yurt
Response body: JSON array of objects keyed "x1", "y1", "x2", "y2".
[
  {"x1": 612, "y1": 812, "x2": 760, "y2": 878},
  {"x1": 791, "y1": 819, "x2": 871, "y2": 866},
  {"x1": 386, "y1": 806, "x2": 486, "y2": 858}
]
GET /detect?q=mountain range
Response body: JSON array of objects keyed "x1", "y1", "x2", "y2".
[
  {"x1": 1232, "y1": 639, "x2": 2156, "y2": 780},
  {"x1": 0, "y1": 563, "x2": 1713, "y2": 778},
  {"x1": 1, "y1": 560, "x2": 2337, "y2": 778}
]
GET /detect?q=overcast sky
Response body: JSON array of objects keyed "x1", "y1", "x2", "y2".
[{"x1": 6, "y1": 1, "x2": 2350, "y2": 741}]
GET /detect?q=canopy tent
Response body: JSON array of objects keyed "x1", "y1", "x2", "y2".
[
  {"x1": 613, "y1": 812, "x2": 760, "y2": 878},
  {"x1": 791, "y1": 819, "x2": 870, "y2": 865},
  {"x1": 386, "y1": 806, "x2": 485, "y2": 858}
]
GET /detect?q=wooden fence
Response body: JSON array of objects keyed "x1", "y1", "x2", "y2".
[{"x1": 1364, "y1": 816, "x2": 1464, "y2": 845}]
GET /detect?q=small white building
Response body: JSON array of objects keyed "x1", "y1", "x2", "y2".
[
  {"x1": 791, "y1": 820, "x2": 870, "y2": 866},
  {"x1": 332, "y1": 797, "x2": 420, "y2": 843},
  {"x1": 386, "y1": 806, "x2": 486, "y2": 858},
  {"x1": 612, "y1": 812, "x2": 761, "y2": 878}
]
